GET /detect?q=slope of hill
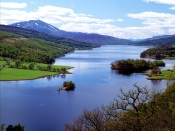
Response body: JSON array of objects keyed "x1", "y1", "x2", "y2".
[
  {"x1": 0, "y1": 24, "x2": 99, "y2": 50},
  {"x1": 134, "y1": 34, "x2": 175, "y2": 46},
  {"x1": 10, "y1": 20, "x2": 132, "y2": 45},
  {"x1": 0, "y1": 31, "x2": 74, "y2": 64}
]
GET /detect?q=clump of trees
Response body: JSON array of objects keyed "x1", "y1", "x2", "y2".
[
  {"x1": 0, "y1": 124, "x2": 24, "y2": 131},
  {"x1": 111, "y1": 59, "x2": 165, "y2": 74},
  {"x1": 6, "y1": 60, "x2": 69, "y2": 74},
  {"x1": 140, "y1": 45, "x2": 175, "y2": 59},
  {"x1": 65, "y1": 83, "x2": 175, "y2": 130},
  {"x1": 63, "y1": 81, "x2": 76, "y2": 91}
]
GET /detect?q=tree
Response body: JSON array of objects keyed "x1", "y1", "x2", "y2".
[
  {"x1": 63, "y1": 81, "x2": 75, "y2": 90},
  {"x1": 104, "y1": 84, "x2": 158, "y2": 131},
  {"x1": 28, "y1": 63, "x2": 34, "y2": 70},
  {"x1": 65, "y1": 108, "x2": 105, "y2": 131},
  {"x1": 65, "y1": 84, "x2": 158, "y2": 131},
  {"x1": 61, "y1": 68, "x2": 66, "y2": 74},
  {"x1": 0, "y1": 124, "x2": 5, "y2": 131},
  {"x1": 15, "y1": 60, "x2": 21, "y2": 68},
  {"x1": 46, "y1": 64, "x2": 52, "y2": 71},
  {"x1": 6, "y1": 124, "x2": 24, "y2": 131},
  {"x1": 151, "y1": 66, "x2": 161, "y2": 76}
]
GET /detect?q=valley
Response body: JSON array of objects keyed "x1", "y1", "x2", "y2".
[{"x1": 1, "y1": 20, "x2": 175, "y2": 131}]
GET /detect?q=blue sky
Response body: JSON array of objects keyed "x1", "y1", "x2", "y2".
[{"x1": 1, "y1": 0, "x2": 175, "y2": 39}]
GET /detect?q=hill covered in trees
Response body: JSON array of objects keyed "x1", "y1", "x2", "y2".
[
  {"x1": 0, "y1": 31, "x2": 74, "y2": 63},
  {"x1": 134, "y1": 34, "x2": 175, "y2": 46},
  {"x1": 0, "y1": 25, "x2": 100, "y2": 64},
  {"x1": 140, "y1": 45, "x2": 175, "y2": 59},
  {"x1": 0, "y1": 24, "x2": 99, "y2": 50}
]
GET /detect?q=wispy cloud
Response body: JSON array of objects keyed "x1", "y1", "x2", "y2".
[
  {"x1": 0, "y1": 2, "x2": 27, "y2": 9},
  {"x1": 143, "y1": 0, "x2": 175, "y2": 5},
  {"x1": 143, "y1": 0, "x2": 175, "y2": 10},
  {"x1": 116, "y1": 19, "x2": 124, "y2": 22},
  {"x1": 1, "y1": 3, "x2": 174, "y2": 39},
  {"x1": 128, "y1": 12, "x2": 175, "y2": 28}
]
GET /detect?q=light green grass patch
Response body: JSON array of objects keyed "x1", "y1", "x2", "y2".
[
  {"x1": 0, "y1": 67, "x2": 58, "y2": 81},
  {"x1": 0, "y1": 61, "x2": 6, "y2": 66},
  {"x1": 146, "y1": 70, "x2": 175, "y2": 80}
]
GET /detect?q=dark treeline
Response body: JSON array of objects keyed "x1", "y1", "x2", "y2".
[
  {"x1": 140, "y1": 45, "x2": 175, "y2": 59},
  {"x1": 111, "y1": 59, "x2": 165, "y2": 74},
  {"x1": 65, "y1": 83, "x2": 175, "y2": 131}
]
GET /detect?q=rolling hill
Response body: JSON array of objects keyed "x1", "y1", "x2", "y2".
[
  {"x1": 0, "y1": 25, "x2": 100, "y2": 63},
  {"x1": 0, "y1": 24, "x2": 99, "y2": 50},
  {"x1": 134, "y1": 34, "x2": 175, "y2": 46}
]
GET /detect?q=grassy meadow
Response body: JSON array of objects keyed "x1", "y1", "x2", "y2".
[{"x1": 0, "y1": 60, "x2": 73, "y2": 81}]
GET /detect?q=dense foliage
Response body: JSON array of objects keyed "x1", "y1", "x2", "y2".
[
  {"x1": 0, "y1": 31, "x2": 74, "y2": 64},
  {"x1": 111, "y1": 59, "x2": 165, "y2": 74},
  {"x1": 0, "y1": 25, "x2": 100, "y2": 50},
  {"x1": 65, "y1": 83, "x2": 175, "y2": 131},
  {"x1": 63, "y1": 81, "x2": 76, "y2": 91},
  {"x1": 140, "y1": 45, "x2": 175, "y2": 59}
]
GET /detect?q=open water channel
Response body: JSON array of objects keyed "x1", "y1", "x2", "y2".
[{"x1": 1, "y1": 45, "x2": 175, "y2": 131}]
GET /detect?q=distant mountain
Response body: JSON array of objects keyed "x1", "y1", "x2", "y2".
[
  {"x1": 10, "y1": 20, "x2": 132, "y2": 45},
  {"x1": 149, "y1": 35, "x2": 173, "y2": 40},
  {"x1": 11, "y1": 20, "x2": 66, "y2": 36},
  {"x1": 134, "y1": 34, "x2": 175, "y2": 46}
]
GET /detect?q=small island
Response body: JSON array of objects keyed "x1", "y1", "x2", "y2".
[
  {"x1": 58, "y1": 81, "x2": 76, "y2": 91},
  {"x1": 111, "y1": 59, "x2": 165, "y2": 74}
]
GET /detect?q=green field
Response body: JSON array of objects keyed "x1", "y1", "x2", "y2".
[
  {"x1": 0, "y1": 67, "x2": 59, "y2": 81},
  {"x1": 144, "y1": 70, "x2": 175, "y2": 80},
  {"x1": 0, "y1": 60, "x2": 73, "y2": 81}
]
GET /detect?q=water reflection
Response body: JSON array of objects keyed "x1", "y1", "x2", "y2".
[{"x1": 1, "y1": 45, "x2": 174, "y2": 131}]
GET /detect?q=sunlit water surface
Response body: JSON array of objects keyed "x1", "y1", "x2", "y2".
[{"x1": 1, "y1": 45, "x2": 175, "y2": 131}]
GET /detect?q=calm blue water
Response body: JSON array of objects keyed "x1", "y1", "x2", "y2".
[{"x1": 0, "y1": 45, "x2": 174, "y2": 131}]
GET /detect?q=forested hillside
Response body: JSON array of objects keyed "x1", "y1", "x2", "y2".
[
  {"x1": 134, "y1": 34, "x2": 175, "y2": 46},
  {"x1": 0, "y1": 25, "x2": 99, "y2": 50},
  {"x1": 0, "y1": 31, "x2": 73, "y2": 63},
  {"x1": 140, "y1": 45, "x2": 175, "y2": 59}
]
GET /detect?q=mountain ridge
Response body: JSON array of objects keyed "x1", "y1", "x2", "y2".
[{"x1": 10, "y1": 20, "x2": 132, "y2": 45}]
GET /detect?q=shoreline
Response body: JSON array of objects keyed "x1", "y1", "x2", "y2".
[{"x1": 0, "y1": 67, "x2": 73, "y2": 82}]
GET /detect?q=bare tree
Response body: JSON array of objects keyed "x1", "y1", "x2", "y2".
[
  {"x1": 65, "y1": 108, "x2": 106, "y2": 131},
  {"x1": 65, "y1": 84, "x2": 159, "y2": 131},
  {"x1": 104, "y1": 84, "x2": 158, "y2": 131}
]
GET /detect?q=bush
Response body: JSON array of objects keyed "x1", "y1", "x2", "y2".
[
  {"x1": 111, "y1": 59, "x2": 165, "y2": 74},
  {"x1": 28, "y1": 63, "x2": 34, "y2": 70},
  {"x1": 63, "y1": 81, "x2": 76, "y2": 91}
]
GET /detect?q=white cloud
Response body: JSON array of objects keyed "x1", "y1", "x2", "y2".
[
  {"x1": 168, "y1": 28, "x2": 175, "y2": 34},
  {"x1": 60, "y1": 22, "x2": 164, "y2": 39},
  {"x1": 0, "y1": 5, "x2": 174, "y2": 39},
  {"x1": 116, "y1": 19, "x2": 124, "y2": 22},
  {"x1": 143, "y1": 0, "x2": 175, "y2": 10},
  {"x1": 128, "y1": 12, "x2": 175, "y2": 28},
  {"x1": 29, "y1": 2, "x2": 36, "y2": 4},
  {"x1": 143, "y1": 0, "x2": 175, "y2": 5},
  {"x1": 170, "y1": 6, "x2": 175, "y2": 10},
  {"x1": 0, "y1": 2, "x2": 27, "y2": 9}
]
